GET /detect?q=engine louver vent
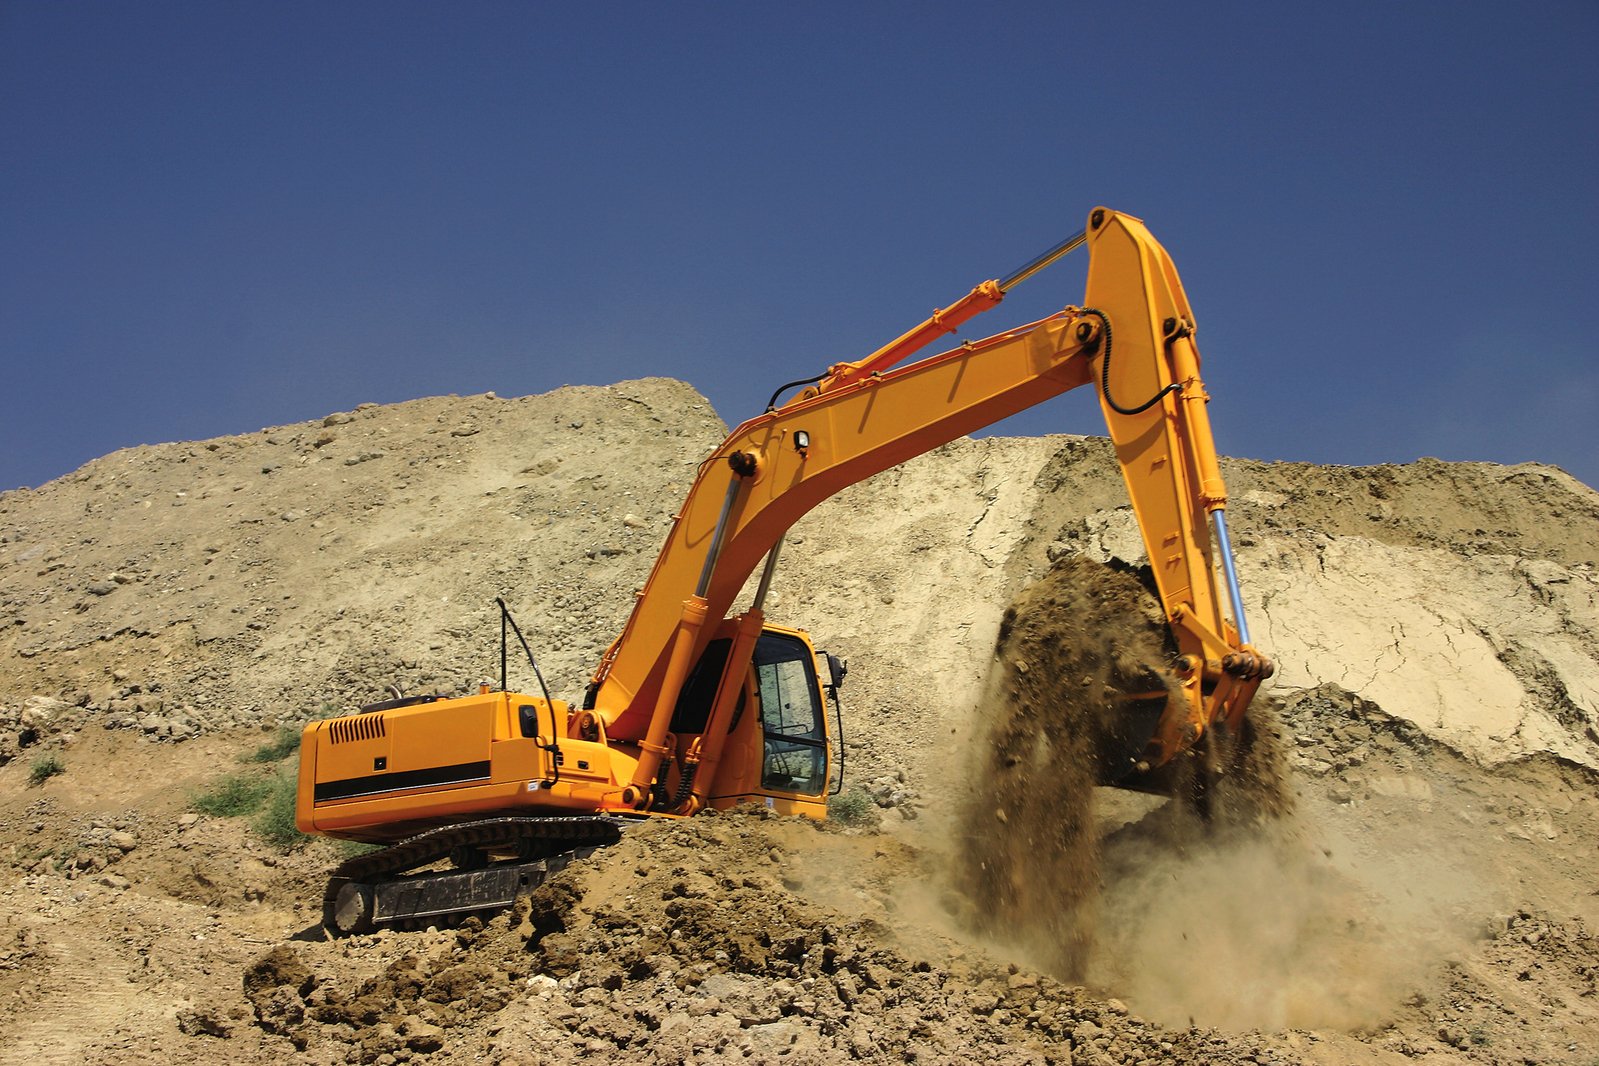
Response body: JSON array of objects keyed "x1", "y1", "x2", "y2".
[{"x1": 329, "y1": 713, "x2": 387, "y2": 744}]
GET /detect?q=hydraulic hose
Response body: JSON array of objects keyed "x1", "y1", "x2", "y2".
[
  {"x1": 765, "y1": 372, "x2": 829, "y2": 412},
  {"x1": 1084, "y1": 308, "x2": 1183, "y2": 416}
]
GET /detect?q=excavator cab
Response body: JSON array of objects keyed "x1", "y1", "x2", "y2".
[{"x1": 668, "y1": 623, "x2": 835, "y2": 817}]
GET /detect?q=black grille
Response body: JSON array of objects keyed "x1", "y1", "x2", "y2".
[{"x1": 329, "y1": 713, "x2": 386, "y2": 744}]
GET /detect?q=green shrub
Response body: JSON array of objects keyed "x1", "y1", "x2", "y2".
[
  {"x1": 191, "y1": 768, "x2": 309, "y2": 851},
  {"x1": 246, "y1": 725, "x2": 302, "y2": 764},
  {"x1": 252, "y1": 770, "x2": 304, "y2": 850},
  {"x1": 27, "y1": 754, "x2": 65, "y2": 787},
  {"x1": 192, "y1": 773, "x2": 273, "y2": 817},
  {"x1": 828, "y1": 788, "x2": 880, "y2": 827}
]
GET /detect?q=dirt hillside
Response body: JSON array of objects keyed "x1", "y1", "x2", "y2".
[{"x1": 1, "y1": 379, "x2": 1596, "y2": 1064}]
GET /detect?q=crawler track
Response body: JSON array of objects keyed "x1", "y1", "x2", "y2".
[{"x1": 321, "y1": 815, "x2": 626, "y2": 934}]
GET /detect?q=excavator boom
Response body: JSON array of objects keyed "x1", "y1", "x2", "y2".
[{"x1": 590, "y1": 206, "x2": 1269, "y2": 778}]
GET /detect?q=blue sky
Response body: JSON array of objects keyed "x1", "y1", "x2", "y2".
[{"x1": 3, "y1": 1, "x2": 1595, "y2": 491}]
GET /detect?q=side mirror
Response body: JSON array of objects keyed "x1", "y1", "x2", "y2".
[{"x1": 825, "y1": 653, "x2": 848, "y2": 692}]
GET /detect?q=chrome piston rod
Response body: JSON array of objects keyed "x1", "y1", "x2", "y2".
[
  {"x1": 999, "y1": 229, "x2": 1087, "y2": 292},
  {"x1": 1209, "y1": 510, "x2": 1251, "y2": 647}
]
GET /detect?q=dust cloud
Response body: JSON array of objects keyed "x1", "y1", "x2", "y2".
[
  {"x1": 953, "y1": 556, "x2": 1478, "y2": 1031},
  {"x1": 1088, "y1": 800, "x2": 1480, "y2": 1031}
]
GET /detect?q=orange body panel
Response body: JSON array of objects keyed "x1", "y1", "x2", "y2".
[{"x1": 297, "y1": 623, "x2": 833, "y2": 842}]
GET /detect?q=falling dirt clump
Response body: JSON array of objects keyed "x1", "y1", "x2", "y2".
[
  {"x1": 1173, "y1": 691, "x2": 1295, "y2": 828},
  {"x1": 955, "y1": 556, "x2": 1179, "y2": 976}
]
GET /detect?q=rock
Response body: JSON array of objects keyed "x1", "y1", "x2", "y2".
[
  {"x1": 399, "y1": 1015, "x2": 445, "y2": 1052},
  {"x1": 20, "y1": 696, "x2": 71, "y2": 729},
  {"x1": 696, "y1": 973, "x2": 781, "y2": 1025},
  {"x1": 176, "y1": 1006, "x2": 232, "y2": 1038},
  {"x1": 254, "y1": 985, "x2": 306, "y2": 1034},
  {"x1": 741, "y1": 1019, "x2": 809, "y2": 1055},
  {"x1": 969, "y1": 992, "x2": 999, "y2": 1014},
  {"x1": 244, "y1": 945, "x2": 317, "y2": 1009},
  {"x1": 107, "y1": 830, "x2": 137, "y2": 852},
  {"x1": 322, "y1": 412, "x2": 355, "y2": 426}
]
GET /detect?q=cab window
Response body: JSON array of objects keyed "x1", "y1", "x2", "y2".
[{"x1": 753, "y1": 633, "x2": 827, "y2": 795}]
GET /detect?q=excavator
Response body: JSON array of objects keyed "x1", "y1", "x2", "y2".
[{"x1": 294, "y1": 207, "x2": 1274, "y2": 934}]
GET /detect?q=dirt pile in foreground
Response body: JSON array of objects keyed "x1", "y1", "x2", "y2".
[{"x1": 235, "y1": 812, "x2": 1310, "y2": 1066}]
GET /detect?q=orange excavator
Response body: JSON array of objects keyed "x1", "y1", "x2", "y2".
[{"x1": 295, "y1": 207, "x2": 1273, "y2": 933}]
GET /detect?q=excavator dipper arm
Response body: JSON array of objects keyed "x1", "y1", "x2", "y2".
[{"x1": 589, "y1": 208, "x2": 1270, "y2": 795}]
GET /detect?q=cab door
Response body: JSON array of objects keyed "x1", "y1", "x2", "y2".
[{"x1": 751, "y1": 631, "x2": 830, "y2": 797}]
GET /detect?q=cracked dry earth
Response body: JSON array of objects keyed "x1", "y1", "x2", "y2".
[{"x1": 1, "y1": 378, "x2": 1597, "y2": 1064}]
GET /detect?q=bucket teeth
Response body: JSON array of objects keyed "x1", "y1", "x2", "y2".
[{"x1": 1221, "y1": 651, "x2": 1274, "y2": 680}]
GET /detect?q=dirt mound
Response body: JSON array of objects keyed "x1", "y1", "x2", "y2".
[
  {"x1": 0, "y1": 379, "x2": 725, "y2": 737},
  {"x1": 1, "y1": 378, "x2": 1597, "y2": 1063},
  {"x1": 236, "y1": 812, "x2": 1315, "y2": 1064},
  {"x1": 1026, "y1": 437, "x2": 1599, "y2": 571}
]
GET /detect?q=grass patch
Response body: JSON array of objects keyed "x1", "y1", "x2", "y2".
[
  {"x1": 245, "y1": 725, "x2": 302, "y2": 764},
  {"x1": 27, "y1": 754, "x2": 65, "y2": 787},
  {"x1": 193, "y1": 769, "x2": 310, "y2": 851},
  {"x1": 252, "y1": 770, "x2": 304, "y2": 850},
  {"x1": 828, "y1": 788, "x2": 880, "y2": 827},
  {"x1": 192, "y1": 773, "x2": 274, "y2": 817}
]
